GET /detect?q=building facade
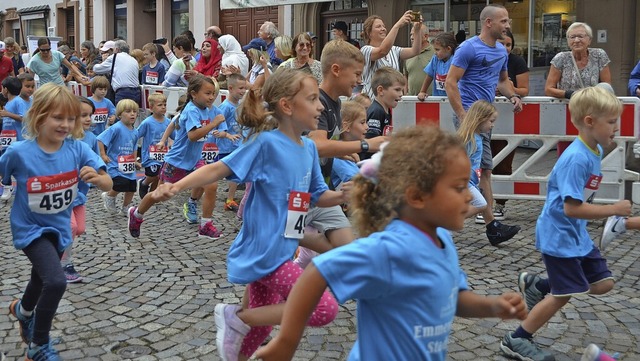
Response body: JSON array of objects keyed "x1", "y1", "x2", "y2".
[{"x1": 2, "y1": 0, "x2": 639, "y2": 94}]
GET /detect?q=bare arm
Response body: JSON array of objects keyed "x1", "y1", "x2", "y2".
[
  {"x1": 255, "y1": 264, "x2": 329, "y2": 361},
  {"x1": 307, "y1": 129, "x2": 387, "y2": 158},
  {"x1": 599, "y1": 65, "x2": 611, "y2": 84},
  {"x1": 445, "y1": 65, "x2": 466, "y2": 120},
  {"x1": 456, "y1": 290, "x2": 527, "y2": 320},
  {"x1": 61, "y1": 57, "x2": 87, "y2": 81},
  {"x1": 417, "y1": 74, "x2": 434, "y2": 101},
  {"x1": 399, "y1": 21, "x2": 423, "y2": 61},
  {"x1": 496, "y1": 71, "x2": 523, "y2": 113},
  {"x1": 316, "y1": 189, "x2": 347, "y2": 208},
  {"x1": 563, "y1": 198, "x2": 631, "y2": 220},
  {"x1": 151, "y1": 161, "x2": 233, "y2": 202},
  {"x1": 98, "y1": 141, "x2": 111, "y2": 163},
  {"x1": 514, "y1": 72, "x2": 529, "y2": 96},
  {"x1": 157, "y1": 121, "x2": 176, "y2": 148},
  {"x1": 80, "y1": 167, "x2": 113, "y2": 192},
  {"x1": 544, "y1": 65, "x2": 566, "y2": 98},
  {"x1": 369, "y1": 11, "x2": 413, "y2": 62}
]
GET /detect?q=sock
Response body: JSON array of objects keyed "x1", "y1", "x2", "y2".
[
  {"x1": 200, "y1": 217, "x2": 212, "y2": 226},
  {"x1": 19, "y1": 304, "x2": 33, "y2": 318},
  {"x1": 134, "y1": 209, "x2": 143, "y2": 219},
  {"x1": 512, "y1": 326, "x2": 533, "y2": 340},
  {"x1": 536, "y1": 278, "x2": 551, "y2": 295}
]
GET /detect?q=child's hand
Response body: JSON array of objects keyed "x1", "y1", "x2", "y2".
[
  {"x1": 228, "y1": 133, "x2": 242, "y2": 142},
  {"x1": 492, "y1": 292, "x2": 527, "y2": 320},
  {"x1": 150, "y1": 183, "x2": 179, "y2": 202},
  {"x1": 254, "y1": 336, "x2": 297, "y2": 361},
  {"x1": 79, "y1": 166, "x2": 99, "y2": 183},
  {"x1": 155, "y1": 141, "x2": 166, "y2": 150},
  {"x1": 612, "y1": 199, "x2": 632, "y2": 217},
  {"x1": 135, "y1": 162, "x2": 142, "y2": 170},
  {"x1": 108, "y1": 115, "x2": 116, "y2": 125},
  {"x1": 340, "y1": 181, "x2": 353, "y2": 201},
  {"x1": 101, "y1": 155, "x2": 112, "y2": 164},
  {"x1": 417, "y1": 92, "x2": 428, "y2": 101}
]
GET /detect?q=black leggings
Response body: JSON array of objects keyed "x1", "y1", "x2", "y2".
[{"x1": 20, "y1": 235, "x2": 67, "y2": 345}]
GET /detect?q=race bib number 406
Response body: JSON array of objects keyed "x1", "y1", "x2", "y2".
[{"x1": 27, "y1": 170, "x2": 78, "y2": 214}]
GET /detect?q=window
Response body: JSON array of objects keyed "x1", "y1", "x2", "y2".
[
  {"x1": 327, "y1": 0, "x2": 367, "y2": 11},
  {"x1": 531, "y1": 0, "x2": 576, "y2": 67},
  {"x1": 115, "y1": 0, "x2": 127, "y2": 40},
  {"x1": 171, "y1": 0, "x2": 190, "y2": 39},
  {"x1": 22, "y1": 15, "x2": 47, "y2": 37}
]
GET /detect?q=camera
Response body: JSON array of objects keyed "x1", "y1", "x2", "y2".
[
  {"x1": 410, "y1": 11, "x2": 421, "y2": 22},
  {"x1": 152, "y1": 38, "x2": 167, "y2": 45}
]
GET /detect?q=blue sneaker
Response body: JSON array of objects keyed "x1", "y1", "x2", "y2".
[
  {"x1": 26, "y1": 342, "x2": 62, "y2": 361},
  {"x1": 183, "y1": 201, "x2": 198, "y2": 224},
  {"x1": 9, "y1": 299, "x2": 34, "y2": 344}
]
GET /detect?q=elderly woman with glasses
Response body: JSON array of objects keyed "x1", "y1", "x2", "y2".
[
  {"x1": 278, "y1": 32, "x2": 322, "y2": 83},
  {"x1": 26, "y1": 37, "x2": 87, "y2": 86},
  {"x1": 545, "y1": 22, "x2": 611, "y2": 100}
]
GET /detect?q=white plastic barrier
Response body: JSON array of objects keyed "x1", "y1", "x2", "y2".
[{"x1": 394, "y1": 96, "x2": 640, "y2": 203}]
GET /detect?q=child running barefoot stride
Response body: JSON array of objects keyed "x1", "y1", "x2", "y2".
[
  {"x1": 150, "y1": 68, "x2": 347, "y2": 361},
  {"x1": 3, "y1": 84, "x2": 111, "y2": 361},
  {"x1": 256, "y1": 125, "x2": 527, "y2": 361}
]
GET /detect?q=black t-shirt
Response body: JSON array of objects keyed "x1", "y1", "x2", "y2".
[
  {"x1": 361, "y1": 99, "x2": 391, "y2": 160},
  {"x1": 317, "y1": 88, "x2": 342, "y2": 177},
  {"x1": 507, "y1": 53, "x2": 529, "y2": 88}
]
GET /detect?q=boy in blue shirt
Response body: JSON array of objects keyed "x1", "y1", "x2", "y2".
[
  {"x1": 137, "y1": 92, "x2": 172, "y2": 198},
  {"x1": 141, "y1": 43, "x2": 166, "y2": 86},
  {"x1": 216, "y1": 73, "x2": 247, "y2": 212},
  {"x1": 0, "y1": 76, "x2": 28, "y2": 200},
  {"x1": 89, "y1": 76, "x2": 116, "y2": 136},
  {"x1": 500, "y1": 86, "x2": 629, "y2": 361}
]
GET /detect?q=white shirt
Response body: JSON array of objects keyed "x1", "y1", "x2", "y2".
[{"x1": 93, "y1": 52, "x2": 140, "y2": 91}]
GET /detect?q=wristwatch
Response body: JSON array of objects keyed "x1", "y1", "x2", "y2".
[{"x1": 360, "y1": 140, "x2": 369, "y2": 152}]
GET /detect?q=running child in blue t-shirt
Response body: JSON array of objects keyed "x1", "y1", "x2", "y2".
[
  {"x1": 4, "y1": 83, "x2": 111, "y2": 361},
  {"x1": 97, "y1": 99, "x2": 141, "y2": 215},
  {"x1": 257, "y1": 125, "x2": 527, "y2": 361},
  {"x1": 216, "y1": 73, "x2": 248, "y2": 212},
  {"x1": 147, "y1": 68, "x2": 348, "y2": 361},
  {"x1": 500, "y1": 86, "x2": 628, "y2": 361},
  {"x1": 128, "y1": 75, "x2": 226, "y2": 240},
  {"x1": 62, "y1": 96, "x2": 102, "y2": 284},
  {"x1": 137, "y1": 92, "x2": 173, "y2": 199},
  {"x1": 88, "y1": 76, "x2": 116, "y2": 136},
  {"x1": 417, "y1": 32, "x2": 456, "y2": 100}
]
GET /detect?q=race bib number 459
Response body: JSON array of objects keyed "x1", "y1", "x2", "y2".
[
  {"x1": 27, "y1": 170, "x2": 78, "y2": 214},
  {"x1": 284, "y1": 191, "x2": 311, "y2": 239}
]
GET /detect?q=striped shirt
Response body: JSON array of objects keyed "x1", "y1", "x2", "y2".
[{"x1": 361, "y1": 45, "x2": 402, "y2": 99}]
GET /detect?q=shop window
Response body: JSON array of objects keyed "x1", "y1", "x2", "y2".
[
  {"x1": 328, "y1": 0, "x2": 367, "y2": 11},
  {"x1": 172, "y1": 0, "x2": 190, "y2": 39},
  {"x1": 531, "y1": 0, "x2": 576, "y2": 67},
  {"x1": 115, "y1": 0, "x2": 127, "y2": 39}
]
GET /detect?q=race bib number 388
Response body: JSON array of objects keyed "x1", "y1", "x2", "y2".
[{"x1": 27, "y1": 170, "x2": 79, "y2": 214}]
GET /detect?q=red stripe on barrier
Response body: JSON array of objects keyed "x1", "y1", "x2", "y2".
[
  {"x1": 620, "y1": 104, "x2": 635, "y2": 137},
  {"x1": 514, "y1": 103, "x2": 540, "y2": 134},
  {"x1": 565, "y1": 109, "x2": 579, "y2": 135},
  {"x1": 514, "y1": 182, "x2": 540, "y2": 195},
  {"x1": 415, "y1": 102, "x2": 440, "y2": 126}
]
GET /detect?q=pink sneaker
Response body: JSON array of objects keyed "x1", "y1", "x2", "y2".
[
  {"x1": 581, "y1": 344, "x2": 619, "y2": 361},
  {"x1": 128, "y1": 207, "x2": 144, "y2": 238},
  {"x1": 198, "y1": 221, "x2": 223, "y2": 240},
  {"x1": 214, "y1": 304, "x2": 250, "y2": 361}
]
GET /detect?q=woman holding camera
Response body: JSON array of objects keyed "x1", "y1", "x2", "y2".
[{"x1": 360, "y1": 11, "x2": 422, "y2": 98}]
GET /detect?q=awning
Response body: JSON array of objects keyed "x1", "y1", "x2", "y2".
[
  {"x1": 221, "y1": 0, "x2": 333, "y2": 10},
  {"x1": 17, "y1": 5, "x2": 51, "y2": 15}
]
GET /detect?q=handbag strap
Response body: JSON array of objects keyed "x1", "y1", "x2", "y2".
[
  {"x1": 570, "y1": 53, "x2": 585, "y2": 89},
  {"x1": 109, "y1": 53, "x2": 117, "y2": 78}
]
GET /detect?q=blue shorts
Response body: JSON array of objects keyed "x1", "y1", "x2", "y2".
[{"x1": 542, "y1": 247, "x2": 613, "y2": 297}]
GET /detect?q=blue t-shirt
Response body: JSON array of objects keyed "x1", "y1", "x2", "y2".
[
  {"x1": 1, "y1": 96, "x2": 30, "y2": 147},
  {"x1": 536, "y1": 138, "x2": 603, "y2": 257},
  {"x1": 465, "y1": 134, "x2": 483, "y2": 187},
  {"x1": 137, "y1": 115, "x2": 173, "y2": 167},
  {"x1": 72, "y1": 131, "x2": 101, "y2": 207},
  {"x1": 89, "y1": 97, "x2": 116, "y2": 136},
  {"x1": 314, "y1": 220, "x2": 468, "y2": 361},
  {"x1": 97, "y1": 121, "x2": 139, "y2": 180},
  {"x1": 451, "y1": 36, "x2": 508, "y2": 109},
  {"x1": 216, "y1": 100, "x2": 242, "y2": 154},
  {"x1": 0, "y1": 139, "x2": 105, "y2": 252},
  {"x1": 141, "y1": 62, "x2": 166, "y2": 86},
  {"x1": 424, "y1": 56, "x2": 453, "y2": 96},
  {"x1": 222, "y1": 130, "x2": 328, "y2": 284},
  {"x1": 331, "y1": 158, "x2": 358, "y2": 189}
]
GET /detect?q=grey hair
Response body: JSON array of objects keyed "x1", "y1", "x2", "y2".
[
  {"x1": 114, "y1": 39, "x2": 130, "y2": 54},
  {"x1": 567, "y1": 22, "x2": 592, "y2": 38},
  {"x1": 58, "y1": 45, "x2": 71, "y2": 54},
  {"x1": 263, "y1": 21, "x2": 280, "y2": 39}
]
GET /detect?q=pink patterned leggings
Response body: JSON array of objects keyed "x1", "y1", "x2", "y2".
[{"x1": 239, "y1": 260, "x2": 338, "y2": 357}]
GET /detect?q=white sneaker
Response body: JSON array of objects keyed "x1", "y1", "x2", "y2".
[
  {"x1": 0, "y1": 185, "x2": 13, "y2": 200},
  {"x1": 599, "y1": 216, "x2": 626, "y2": 252},
  {"x1": 102, "y1": 192, "x2": 118, "y2": 213},
  {"x1": 493, "y1": 204, "x2": 506, "y2": 221},
  {"x1": 475, "y1": 214, "x2": 485, "y2": 224}
]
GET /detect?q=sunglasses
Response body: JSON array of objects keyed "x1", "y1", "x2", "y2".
[{"x1": 39, "y1": 48, "x2": 52, "y2": 52}]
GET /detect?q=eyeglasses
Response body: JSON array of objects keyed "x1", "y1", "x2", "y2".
[
  {"x1": 39, "y1": 48, "x2": 51, "y2": 52},
  {"x1": 569, "y1": 34, "x2": 589, "y2": 41},
  {"x1": 298, "y1": 43, "x2": 311, "y2": 48}
]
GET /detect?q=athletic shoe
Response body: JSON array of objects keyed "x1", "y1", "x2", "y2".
[
  {"x1": 138, "y1": 177, "x2": 150, "y2": 199},
  {"x1": 9, "y1": 299, "x2": 34, "y2": 344},
  {"x1": 475, "y1": 214, "x2": 485, "y2": 224},
  {"x1": 581, "y1": 344, "x2": 619, "y2": 361},
  {"x1": 102, "y1": 192, "x2": 118, "y2": 213},
  {"x1": 128, "y1": 207, "x2": 144, "y2": 238},
  {"x1": 500, "y1": 332, "x2": 555, "y2": 361},
  {"x1": 493, "y1": 203, "x2": 506, "y2": 221},
  {"x1": 224, "y1": 199, "x2": 239, "y2": 212},
  {"x1": 215, "y1": 304, "x2": 250, "y2": 361},
  {"x1": 0, "y1": 185, "x2": 12, "y2": 201},
  {"x1": 26, "y1": 342, "x2": 62, "y2": 361},
  {"x1": 63, "y1": 264, "x2": 83, "y2": 283},
  {"x1": 486, "y1": 220, "x2": 520, "y2": 246},
  {"x1": 518, "y1": 272, "x2": 546, "y2": 311},
  {"x1": 183, "y1": 202, "x2": 198, "y2": 224},
  {"x1": 599, "y1": 216, "x2": 625, "y2": 252},
  {"x1": 198, "y1": 221, "x2": 223, "y2": 240}
]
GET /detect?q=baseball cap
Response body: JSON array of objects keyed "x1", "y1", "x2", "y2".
[
  {"x1": 242, "y1": 38, "x2": 268, "y2": 52},
  {"x1": 100, "y1": 40, "x2": 116, "y2": 52},
  {"x1": 332, "y1": 21, "x2": 349, "y2": 33},
  {"x1": 307, "y1": 32, "x2": 318, "y2": 40},
  {"x1": 0, "y1": 41, "x2": 5, "y2": 52}
]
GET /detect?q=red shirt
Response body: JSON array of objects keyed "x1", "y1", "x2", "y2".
[{"x1": 0, "y1": 55, "x2": 15, "y2": 87}]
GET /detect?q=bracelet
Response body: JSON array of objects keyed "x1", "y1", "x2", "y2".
[{"x1": 510, "y1": 94, "x2": 521, "y2": 99}]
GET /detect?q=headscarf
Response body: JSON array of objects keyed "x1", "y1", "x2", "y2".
[
  {"x1": 218, "y1": 35, "x2": 249, "y2": 77},
  {"x1": 194, "y1": 38, "x2": 222, "y2": 77}
]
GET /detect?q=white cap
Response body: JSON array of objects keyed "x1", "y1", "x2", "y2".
[
  {"x1": 0, "y1": 41, "x2": 6, "y2": 52},
  {"x1": 100, "y1": 40, "x2": 116, "y2": 52}
]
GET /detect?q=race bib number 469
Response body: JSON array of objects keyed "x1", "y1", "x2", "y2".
[
  {"x1": 27, "y1": 170, "x2": 78, "y2": 214},
  {"x1": 92, "y1": 108, "x2": 109, "y2": 124}
]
